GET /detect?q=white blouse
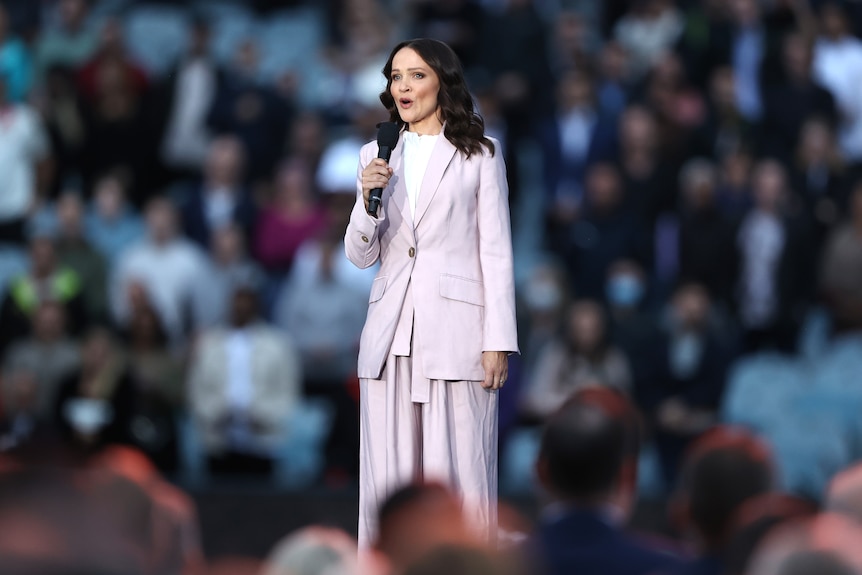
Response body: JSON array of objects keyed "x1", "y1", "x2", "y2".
[{"x1": 402, "y1": 131, "x2": 439, "y2": 220}]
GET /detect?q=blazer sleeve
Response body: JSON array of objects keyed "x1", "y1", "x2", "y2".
[
  {"x1": 345, "y1": 143, "x2": 386, "y2": 269},
  {"x1": 477, "y1": 143, "x2": 520, "y2": 354}
]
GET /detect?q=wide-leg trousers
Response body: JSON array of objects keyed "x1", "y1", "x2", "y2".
[{"x1": 357, "y1": 350, "x2": 499, "y2": 549}]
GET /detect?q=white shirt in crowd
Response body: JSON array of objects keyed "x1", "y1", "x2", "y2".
[
  {"x1": 161, "y1": 57, "x2": 216, "y2": 169},
  {"x1": 0, "y1": 105, "x2": 48, "y2": 222},
  {"x1": 738, "y1": 210, "x2": 785, "y2": 328},
  {"x1": 402, "y1": 131, "x2": 439, "y2": 220},
  {"x1": 110, "y1": 237, "x2": 210, "y2": 342},
  {"x1": 813, "y1": 35, "x2": 862, "y2": 161}
]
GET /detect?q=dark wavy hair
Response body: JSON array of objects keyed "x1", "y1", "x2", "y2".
[{"x1": 380, "y1": 38, "x2": 494, "y2": 158}]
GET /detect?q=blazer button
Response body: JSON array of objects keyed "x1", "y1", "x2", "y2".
[
  {"x1": 408, "y1": 247, "x2": 415, "y2": 258},
  {"x1": 361, "y1": 235, "x2": 369, "y2": 243}
]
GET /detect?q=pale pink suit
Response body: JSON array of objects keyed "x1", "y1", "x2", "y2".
[{"x1": 344, "y1": 132, "x2": 519, "y2": 548}]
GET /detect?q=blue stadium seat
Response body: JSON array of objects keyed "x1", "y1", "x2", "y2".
[{"x1": 124, "y1": 4, "x2": 191, "y2": 77}]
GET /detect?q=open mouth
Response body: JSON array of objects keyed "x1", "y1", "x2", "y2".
[{"x1": 399, "y1": 98, "x2": 413, "y2": 108}]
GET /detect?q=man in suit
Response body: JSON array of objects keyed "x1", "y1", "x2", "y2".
[
  {"x1": 530, "y1": 389, "x2": 684, "y2": 575},
  {"x1": 187, "y1": 279, "x2": 301, "y2": 476}
]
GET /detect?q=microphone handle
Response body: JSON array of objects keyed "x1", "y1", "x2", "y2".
[{"x1": 366, "y1": 145, "x2": 393, "y2": 217}]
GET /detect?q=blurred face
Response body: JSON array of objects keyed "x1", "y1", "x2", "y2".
[
  {"x1": 145, "y1": 201, "x2": 176, "y2": 244},
  {"x1": 30, "y1": 238, "x2": 56, "y2": 277},
  {"x1": 82, "y1": 331, "x2": 113, "y2": 370},
  {"x1": 57, "y1": 193, "x2": 84, "y2": 237},
  {"x1": 600, "y1": 42, "x2": 628, "y2": 81},
  {"x1": 568, "y1": 302, "x2": 604, "y2": 352},
  {"x1": 682, "y1": 166, "x2": 717, "y2": 210},
  {"x1": 586, "y1": 164, "x2": 622, "y2": 211},
  {"x1": 710, "y1": 67, "x2": 737, "y2": 109},
  {"x1": 558, "y1": 73, "x2": 592, "y2": 111},
  {"x1": 800, "y1": 120, "x2": 832, "y2": 162},
  {"x1": 206, "y1": 138, "x2": 244, "y2": 186},
  {"x1": 230, "y1": 290, "x2": 258, "y2": 326},
  {"x1": 275, "y1": 162, "x2": 312, "y2": 204},
  {"x1": 33, "y1": 304, "x2": 66, "y2": 341},
  {"x1": 672, "y1": 285, "x2": 710, "y2": 329},
  {"x1": 59, "y1": 0, "x2": 87, "y2": 29},
  {"x1": 390, "y1": 47, "x2": 442, "y2": 134},
  {"x1": 94, "y1": 176, "x2": 125, "y2": 218},
  {"x1": 730, "y1": 0, "x2": 759, "y2": 26},
  {"x1": 822, "y1": 4, "x2": 849, "y2": 39},
  {"x1": 783, "y1": 34, "x2": 811, "y2": 80},
  {"x1": 211, "y1": 226, "x2": 243, "y2": 262},
  {"x1": 620, "y1": 107, "x2": 656, "y2": 150},
  {"x1": 752, "y1": 161, "x2": 786, "y2": 211}
]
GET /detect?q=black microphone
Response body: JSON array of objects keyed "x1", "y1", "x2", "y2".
[{"x1": 367, "y1": 122, "x2": 400, "y2": 217}]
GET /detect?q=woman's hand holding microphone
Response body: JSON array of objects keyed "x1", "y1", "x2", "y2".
[{"x1": 362, "y1": 159, "x2": 394, "y2": 213}]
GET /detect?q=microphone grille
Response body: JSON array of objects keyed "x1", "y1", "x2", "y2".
[{"x1": 376, "y1": 122, "x2": 400, "y2": 148}]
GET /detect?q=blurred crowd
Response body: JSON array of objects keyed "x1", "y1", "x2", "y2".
[{"x1": 2, "y1": 0, "x2": 862, "y2": 572}]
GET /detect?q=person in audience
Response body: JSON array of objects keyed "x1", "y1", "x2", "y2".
[
  {"x1": 37, "y1": 64, "x2": 88, "y2": 198},
  {"x1": 641, "y1": 282, "x2": 736, "y2": 484},
  {"x1": 75, "y1": 16, "x2": 148, "y2": 105},
  {"x1": 54, "y1": 191, "x2": 109, "y2": 323},
  {"x1": 187, "y1": 282, "x2": 302, "y2": 476},
  {"x1": 122, "y1": 300, "x2": 184, "y2": 408},
  {"x1": 373, "y1": 482, "x2": 480, "y2": 575},
  {"x1": 563, "y1": 162, "x2": 650, "y2": 300},
  {"x1": 0, "y1": 4, "x2": 32, "y2": 103},
  {"x1": 519, "y1": 261, "x2": 570, "y2": 376},
  {"x1": 0, "y1": 72, "x2": 49, "y2": 245},
  {"x1": 677, "y1": 158, "x2": 739, "y2": 309},
  {"x1": 403, "y1": 545, "x2": 514, "y2": 575},
  {"x1": 111, "y1": 196, "x2": 209, "y2": 345},
  {"x1": 667, "y1": 426, "x2": 774, "y2": 575},
  {"x1": 819, "y1": 182, "x2": 862, "y2": 332},
  {"x1": 522, "y1": 299, "x2": 631, "y2": 420},
  {"x1": 613, "y1": 0, "x2": 683, "y2": 80},
  {"x1": 84, "y1": 171, "x2": 144, "y2": 264},
  {"x1": 716, "y1": 149, "x2": 754, "y2": 222},
  {"x1": 254, "y1": 158, "x2": 328, "y2": 276},
  {"x1": 605, "y1": 260, "x2": 654, "y2": 383},
  {"x1": 261, "y1": 526, "x2": 358, "y2": 575},
  {"x1": 195, "y1": 223, "x2": 264, "y2": 330},
  {"x1": 3, "y1": 302, "x2": 80, "y2": 420},
  {"x1": 156, "y1": 16, "x2": 224, "y2": 183},
  {"x1": 177, "y1": 135, "x2": 256, "y2": 249},
  {"x1": 0, "y1": 232, "x2": 87, "y2": 354},
  {"x1": 736, "y1": 159, "x2": 814, "y2": 353},
  {"x1": 34, "y1": 0, "x2": 97, "y2": 77},
  {"x1": 529, "y1": 390, "x2": 683, "y2": 575},
  {"x1": 52, "y1": 326, "x2": 135, "y2": 454}
]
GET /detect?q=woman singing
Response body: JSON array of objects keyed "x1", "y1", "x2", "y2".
[{"x1": 344, "y1": 38, "x2": 518, "y2": 546}]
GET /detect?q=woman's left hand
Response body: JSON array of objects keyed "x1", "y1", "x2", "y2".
[{"x1": 481, "y1": 351, "x2": 509, "y2": 390}]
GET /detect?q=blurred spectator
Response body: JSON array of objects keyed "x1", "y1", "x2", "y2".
[
  {"x1": 403, "y1": 545, "x2": 512, "y2": 575},
  {"x1": 111, "y1": 197, "x2": 209, "y2": 344},
  {"x1": 539, "y1": 69, "x2": 616, "y2": 231},
  {"x1": 595, "y1": 41, "x2": 630, "y2": 119},
  {"x1": 724, "y1": 493, "x2": 818, "y2": 575},
  {"x1": 529, "y1": 391, "x2": 682, "y2": 575},
  {"x1": 54, "y1": 191, "x2": 109, "y2": 323},
  {"x1": 812, "y1": 0, "x2": 862, "y2": 163},
  {"x1": 667, "y1": 426, "x2": 774, "y2": 575},
  {"x1": 643, "y1": 283, "x2": 735, "y2": 484},
  {"x1": 762, "y1": 32, "x2": 836, "y2": 163},
  {"x1": 187, "y1": 284, "x2": 301, "y2": 476},
  {"x1": 52, "y1": 326, "x2": 135, "y2": 454},
  {"x1": 255, "y1": 158, "x2": 328, "y2": 275},
  {"x1": 3, "y1": 301, "x2": 80, "y2": 420},
  {"x1": 76, "y1": 17, "x2": 148, "y2": 105},
  {"x1": 0, "y1": 368, "x2": 41, "y2": 449},
  {"x1": 726, "y1": 0, "x2": 765, "y2": 123},
  {"x1": 122, "y1": 301, "x2": 184, "y2": 409},
  {"x1": 207, "y1": 40, "x2": 291, "y2": 186},
  {"x1": 613, "y1": 0, "x2": 683, "y2": 80},
  {"x1": 715, "y1": 148, "x2": 753, "y2": 221},
  {"x1": 0, "y1": 233, "x2": 87, "y2": 354},
  {"x1": 0, "y1": 72, "x2": 49, "y2": 244},
  {"x1": 605, "y1": 259, "x2": 655, "y2": 387},
  {"x1": 0, "y1": 3, "x2": 32, "y2": 103},
  {"x1": 79, "y1": 35, "x2": 152, "y2": 205},
  {"x1": 288, "y1": 110, "x2": 328, "y2": 176},
  {"x1": 790, "y1": 117, "x2": 846, "y2": 245},
  {"x1": 736, "y1": 159, "x2": 813, "y2": 353},
  {"x1": 261, "y1": 526, "x2": 358, "y2": 575},
  {"x1": 522, "y1": 300, "x2": 631, "y2": 420},
  {"x1": 84, "y1": 171, "x2": 144, "y2": 264},
  {"x1": 549, "y1": 11, "x2": 594, "y2": 74},
  {"x1": 694, "y1": 67, "x2": 754, "y2": 161},
  {"x1": 562, "y1": 162, "x2": 648, "y2": 300},
  {"x1": 410, "y1": 0, "x2": 483, "y2": 69},
  {"x1": 518, "y1": 261, "x2": 569, "y2": 372},
  {"x1": 194, "y1": 223, "x2": 264, "y2": 330},
  {"x1": 819, "y1": 182, "x2": 862, "y2": 331},
  {"x1": 177, "y1": 135, "x2": 256, "y2": 249},
  {"x1": 673, "y1": 0, "x2": 732, "y2": 90},
  {"x1": 34, "y1": 0, "x2": 97, "y2": 77},
  {"x1": 677, "y1": 158, "x2": 738, "y2": 307},
  {"x1": 373, "y1": 482, "x2": 480, "y2": 575},
  {"x1": 157, "y1": 17, "x2": 224, "y2": 183},
  {"x1": 37, "y1": 64, "x2": 88, "y2": 196}
]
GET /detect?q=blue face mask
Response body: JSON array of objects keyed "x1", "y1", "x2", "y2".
[{"x1": 606, "y1": 275, "x2": 644, "y2": 308}]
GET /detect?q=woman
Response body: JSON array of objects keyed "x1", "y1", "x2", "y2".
[{"x1": 345, "y1": 38, "x2": 518, "y2": 546}]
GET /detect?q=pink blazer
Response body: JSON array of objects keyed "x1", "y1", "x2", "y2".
[{"x1": 345, "y1": 133, "x2": 519, "y2": 382}]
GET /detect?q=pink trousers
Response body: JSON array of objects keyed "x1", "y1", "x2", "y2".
[{"x1": 357, "y1": 351, "x2": 499, "y2": 549}]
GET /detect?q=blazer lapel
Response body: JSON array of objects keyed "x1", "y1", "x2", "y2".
[
  {"x1": 414, "y1": 136, "x2": 457, "y2": 227},
  {"x1": 387, "y1": 136, "x2": 412, "y2": 228}
]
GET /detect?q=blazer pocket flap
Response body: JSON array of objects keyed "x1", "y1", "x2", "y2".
[
  {"x1": 440, "y1": 274, "x2": 484, "y2": 306},
  {"x1": 369, "y1": 276, "x2": 387, "y2": 303}
]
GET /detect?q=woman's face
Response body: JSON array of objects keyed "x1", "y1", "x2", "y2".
[
  {"x1": 390, "y1": 47, "x2": 442, "y2": 134},
  {"x1": 568, "y1": 304, "x2": 604, "y2": 352}
]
